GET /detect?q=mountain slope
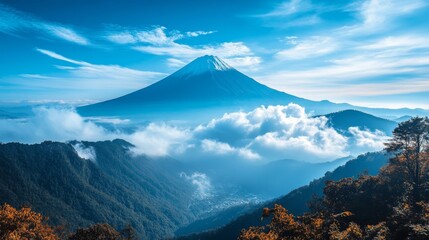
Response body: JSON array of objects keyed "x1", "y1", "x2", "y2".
[
  {"x1": 323, "y1": 110, "x2": 398, "y2": 135},
  {"x1": 394, "y1": 115, "x2": 413, "y2": 122},
  {"x1": 179, "y1": 152, "x2": 389, "y2": 240},
  {"x1": 0, "y1": 140, "x2": 196, "y2": 239},
  {"x1": 117, "y1": 56, "x2": 289, "y2": 102},
  {"x1": 78, "y1": 55, "x2": 428, "y2": 120},
  {"x1": 77, "y1": 56, "x2": 313, "y2": 118}
]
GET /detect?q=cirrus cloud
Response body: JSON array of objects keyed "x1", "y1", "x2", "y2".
[{"x1": 0, "y1": 3, "x2": 89, "y2": 45}]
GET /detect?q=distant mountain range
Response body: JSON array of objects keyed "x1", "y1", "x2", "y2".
[
  {"x1": 322, "y1": 109, "x2": 398, "y2": 135},
  {"x1": 78, "y1": 55, "x2": 428, "y2": 121},
  {"x1": 393, "y1": 115, "x2": 413, "y2": 123}
]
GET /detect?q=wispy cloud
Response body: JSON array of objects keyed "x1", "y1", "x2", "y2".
[
  {"x1": 360, "y1": 35, "x2": 429, "y2": 51},
  {"x1": 343, "y1": 0, "x2": 427, "y2": 34},
  {"x1": 3, "y1": 49, "x2": 166, "y2": 101},
  {"x1": 134, "y1": 41, "x2": 261, "y2": 70},
  {"x1": 254, "y1": 0, "x2": 335, "y2": 28},
  {"x1": 35, "y1": 48, "x2": 164, "y2": 81},
  {"x1": 275, "y1": 36, "x2": 337, "y2": 60},
  {"x1": 106, "y1": 26, "x2": 261, "y2": 70},
  {"x1": 259, "y1": 53, "x2": 429, "y2": 100},
  {"x1": 166, "y1": 58, "x2": 187, "y2": 68},
  {"x1": 258, "y1": 0, "x2": 429, "y2": 106},
  {"x1": 0, "y1": 4, "x2": 89, "y2": 45},
  {"x1": 186, "y1": 30, "x2": 216, "y2": 37},
  {"x1": 105, "y1": 26, "x2": 215, "y2": 45},
  {"x1": 106, "y1": 26, "x2": 176, "y2": 45},
  {"x1": 261, "y1": 0, "x2": 316, "y2": 17},
  {"x1": 42, "y1": 25, "x2": 89, "y2": 45},
  {"x1": 36, "y1": 48, "x2": 86, "y2": 65}
]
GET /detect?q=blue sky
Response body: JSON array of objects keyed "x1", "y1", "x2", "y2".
[{"x1": 0, "y1": 0, "x2": 428, "y2": 108}]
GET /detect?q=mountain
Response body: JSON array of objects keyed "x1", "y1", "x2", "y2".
[
  {"x1": 78, "y1": 55, "x2": 428, "y2": 121},
  {"x1": 178, "y1": 152, "x2": 389, "y2": 239},
  {"x1": 394, "y1": 115, "x2": 413, "y2": 122},
  {"x1": 78, "y1": 55, "x2": 307, "y2": 119},
  {"x1": 0, "y1": 140, "x2": 199, "y2": 239},
  {"x1": 323, "y1": 110, "x2": 398, "y2": 135}
]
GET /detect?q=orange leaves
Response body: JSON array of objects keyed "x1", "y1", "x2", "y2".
[
  {"x1": 329, "y1": 222, "x2": 363, "y2": 240},
  {"x1": 239, "y1": 226, "x2": 278, "y2": 240},
  {"x1": 0, "y1": 203, "x2": 59, "y2": 240}
]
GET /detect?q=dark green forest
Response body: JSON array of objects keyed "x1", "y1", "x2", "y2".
[{"x1": 0, "y1": 139, "x2": 197, "y2": 239}]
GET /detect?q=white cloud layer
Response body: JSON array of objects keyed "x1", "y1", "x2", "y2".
[
  {"x1": 0, "y1": 104, "x2": 390, "y2": 163},
  {"x1": 195, "y1": 104, "x2": 349, "y2": 161}
]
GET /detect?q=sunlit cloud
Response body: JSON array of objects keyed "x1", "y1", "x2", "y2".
[{"x1": 0, "y1": 104, "x2": 391, "y2": 163}]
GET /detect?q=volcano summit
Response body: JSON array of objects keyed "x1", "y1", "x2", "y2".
[
  {"x1": 78, "y1": 56, "x2": 427, "y2": 120},
  {"x1": 78, "y1": 55, "x2": 306, "y2": 118}
]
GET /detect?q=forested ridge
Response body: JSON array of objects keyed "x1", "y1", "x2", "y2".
[
  {"x1": 0, "y1": 139, "x2": 196, "y2": 239},
  {"x1": 239, "y1": 117, "x2": 429, "y2": 239}
]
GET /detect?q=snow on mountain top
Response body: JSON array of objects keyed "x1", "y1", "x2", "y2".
[{"x1": 175, "y1": 55, "x2": 234, "y2": 76}]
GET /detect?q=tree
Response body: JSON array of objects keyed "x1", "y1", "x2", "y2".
[
  {"x1": 68, "y1": 223, "x2": 122, "y2": 240},
  {"x1": 385, "y1": 117, "x2": 429, "y2": 203},
  {"x1": 0, "y1": 203, "x2": 59, "y2": 240}
]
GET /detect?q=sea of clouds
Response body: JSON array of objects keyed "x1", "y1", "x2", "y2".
[{"x1": 0, "y1": 104, "x2": 389, "y2": 163}]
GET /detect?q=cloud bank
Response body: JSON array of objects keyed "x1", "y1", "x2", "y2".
[{"x1": 0, "y1": 104, "x2": 389, "y2": 163}]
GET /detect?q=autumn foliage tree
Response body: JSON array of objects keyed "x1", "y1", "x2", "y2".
[
  {"x1": 239, "y1": 117, "x2": 429, "y2": 240},
  {"x1": 0, "y1": 203, "x2": 59, "y2": 240},
  {"x1": 0, "y1": 203, "x2": 138, "y2": 240},
  {"x1": 385, "y1": 117, "x2": 429, "y2": 204}
]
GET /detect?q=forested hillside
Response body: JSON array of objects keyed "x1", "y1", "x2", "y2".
[
  {"x1": 238, "y1": 117, "x2": 429, "y2": 239},
  {"x1": 0, "y1": 140, "x2": 195, "y2": 239}
]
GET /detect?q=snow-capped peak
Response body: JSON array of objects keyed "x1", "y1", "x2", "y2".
[{"x1": 175, "y1": 55, "x2": 234, "y2": 76}]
